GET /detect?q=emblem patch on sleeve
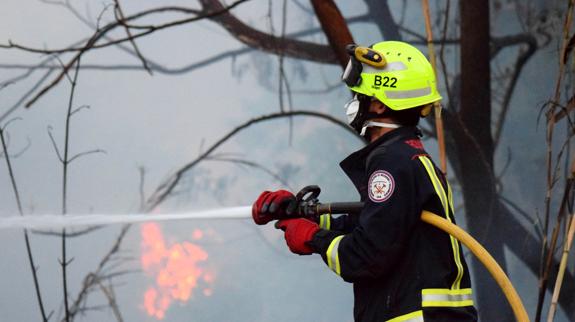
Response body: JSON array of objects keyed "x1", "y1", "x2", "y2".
[{"x1": 368, "y1": 170, "x2": 395, "y2": 202}]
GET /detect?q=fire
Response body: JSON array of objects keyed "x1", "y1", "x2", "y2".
[{"x1": 141, "y1": 223, "x2": 214, "y2": 320}]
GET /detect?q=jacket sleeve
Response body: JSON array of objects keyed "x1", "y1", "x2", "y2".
[{"x1": 309, "y1": 153, "x2": 420, "y2": 283}]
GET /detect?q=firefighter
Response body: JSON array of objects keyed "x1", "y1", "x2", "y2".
[{"x1": 252, "y1": 41, "x2": 478, "y2": 322}]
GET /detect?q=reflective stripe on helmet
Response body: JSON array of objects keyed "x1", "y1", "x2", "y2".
[
  {"x1": 385, "y1": 87, "x2": 432, "y2": 99},
  {"x1": 421, "y1": 288, "x2": 474, "y2": 307},
  {"x1": 326, "y1": 235, "x2": 344, "y2": 275},
  {"x1": 362, "y1": 61, "x2": 407, "y2": 74},
  {"x1": 319, "y1": 214, "x2": 331, "y2": 230},
  {"x1": 386, "y1": 310, "x2": 424, "y2": 322}
]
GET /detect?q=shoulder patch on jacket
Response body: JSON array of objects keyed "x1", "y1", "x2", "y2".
[
  {"x1": 404, "y1": 139, "x2": 424, "y2": 150},
  {"x1": 368, "y1": 170, "x2": 395, "y2": 202}
]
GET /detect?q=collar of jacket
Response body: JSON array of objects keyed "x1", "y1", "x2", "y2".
[{"x1": 339, "y1": 126, "x2": 421, "y2": 195}]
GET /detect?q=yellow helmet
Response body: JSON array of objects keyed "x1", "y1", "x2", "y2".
[{"x1": 342, "y1": 41, "x2": 442, "y2": 111}]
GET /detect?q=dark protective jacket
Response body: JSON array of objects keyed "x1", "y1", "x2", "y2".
[{"x1": 309, "y1": 126, "x2": 478, "y2": 322}]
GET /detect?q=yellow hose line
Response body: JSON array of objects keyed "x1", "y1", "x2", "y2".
[{"x1": 421, "y1": 211, "x2": 530, "y2": 322}]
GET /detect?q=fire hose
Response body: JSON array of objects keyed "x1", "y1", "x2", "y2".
[{"x1": 261, "y1": 185, "x2": 530, "y2": 322}]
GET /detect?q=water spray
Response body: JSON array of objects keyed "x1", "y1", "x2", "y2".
[
  {"x1": 0, "y1": 185, "x2": 356, "y2": 231},
  {"x1": 0, "y1": 207, "x2": 253, "y2": 231}
]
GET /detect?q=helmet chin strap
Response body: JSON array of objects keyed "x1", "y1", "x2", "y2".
[{"x1": 360, "y1": 121, "x2": 402, "y2": 137}]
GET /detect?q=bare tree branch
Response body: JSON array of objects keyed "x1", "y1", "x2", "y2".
[
  {"x1": 32, "y1": 226, "x2": 104, "y2": 238},
  {"x1": 0, "y1": 68, "x2": 56, "y2": 123},
  {"x1": 0, "y1": 81, "x2": 13, "y2": 90},
  {"x1": 58, "y1": 56, "x2": 83, "y2": 322},
  {"x1": 493, "y1": 35, "x2": 538, "y2": 145},
  {"x1": 199, "y1": 0, "x2": 336, "y2": 64},
  {"x1": 144, "y1": 110, "x2": 362, "y2": 211},
  {"x1": 3, "y1": 136, "x2": 31, "y2": 159},
  {"x1": 0, "y1": 5, "x2": 374, "y2": 121},
  {"x1": 70, "y1": 105, "x2": 90, "y2": 117},
  {"x1": 535, "y1": 177, "x2": 574, "y2": 321},
  {"x1": 538, "y1": 2, "x2": 575, "y2": 318},
  {"x1": 68, "y1": 149, "x2": 106, "y2": 164},
  {"x1": 0, "y1": 3, "x2": 243, "y2": 54},
  {"x1": 0, "y1": 123, "x2": 49, "y2": 322},
  {"x1": 554, "y1": 94, "x2": 575, "y2": 122},
  {"x1": 310, "y1": 0, "x2": 355, "y2": 68},
  {"x1": 48, "y1": 126, "x2": 64, "y2": 163},
  {"x1": 67, "y1": 225, "x2": 130, "y2": 322},
  {"x1": 113, "y1": 0, "x2": 152, "y2": 74},
  {"x1": 1, "y1": 0, "x2": 252, "y2": 108},
  {"x1": 0, "y1": 12, "x2": 372, "y2": 73},
  {"x1": 97, "y1": 281, "x2": 124, "y2": 322},
  {"x1": 206, "y1": 155, "x2": 292, "y2": 189},
  {"x1": 95, "y1": 3, "x2": 115, "y2": 31}
]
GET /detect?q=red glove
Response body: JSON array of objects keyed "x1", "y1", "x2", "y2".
[
  {"x1": 252, "y1": 190, "x2": 295, "y2": 225},
  {"x1": 275, "y1": 218, "x2": 320, "y2": 255}
]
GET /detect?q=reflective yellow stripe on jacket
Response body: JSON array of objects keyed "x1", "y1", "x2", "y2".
[
  {"x1": 383, "y1": 289, "x2": 473, "y2": 322},
  {"x1": 326, "y1": 235, "x2": 344, "y2": 275},
  {"x1": 386, "y1": 310, "x2": 423, "y2": 322},
  {"x1": 421, "y1": 288, "x2": 474, "y2": 307},
  {"x1": 319, "y1": 214, "x2": 331, "y2": 230},
  {"x1": 418, "y1": 156, "x2": 464, "y2": 290}
]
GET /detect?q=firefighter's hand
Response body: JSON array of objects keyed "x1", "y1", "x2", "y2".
[
  {"x1": 275, "y1": 218, "x2": 320, "y2": 255},
  {"x1": 252, "y1": 190, "x2": 295, "y2": 225}
]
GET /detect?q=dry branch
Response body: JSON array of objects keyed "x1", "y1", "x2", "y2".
[
  {"x1": 145, "y1": 110, "x2": 362, "y2": 211},
  {"x1": 206, "y1": 155, "x2": 292, "y2": 189},
  {"x1": 97, "y1": 281, "x2": 124, "y2": 322},
  {"x1": 199, "y1": 0, "x2": 336, "y2": 65},
  {"x1": 310, "y1": 0, "x2": 354, "y2": 68},
  {"x1": 493, "y1": 35, "x2": 538, "y2": 144},
  {"x1": 537, "y1": 1, "x2": 575, "y2": 320},
  {"x1": 535, "y1": 177, "x2": 574, "y2": 318},
  {"x1": 32, "y1": 226, "x2": 104, "y2": 238},
  {"x1": 0, "y1": 123, "x2": 49, "y2": 322},
  {"x1": 546, "y1": 214, "x2": 575, "y2": 322},
  {"x1": 0, "y1": 0, "x2": 340, "y2": 111},
  {"x1": 113, "y1": 0, "x2": 152, "y2": 74},
  {"x1": 553, "y1": 94, "x2": 575, "y2": 122},
  {"x1": 58, "y1": 56, "x2": 83, "y2": 322},
  {"x1": 66, "y1": 226, "x2": 130, "y2": 322},
  {"x1": 0, "y1": 0, "x2": 251, "y2": 108}
]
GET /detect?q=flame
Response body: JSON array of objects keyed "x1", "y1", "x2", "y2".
[{"x1": 141, "y1": 223, "x2": 214, "y2": 320}]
